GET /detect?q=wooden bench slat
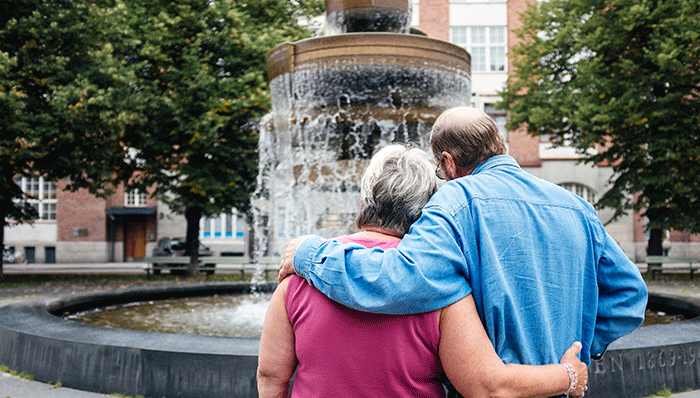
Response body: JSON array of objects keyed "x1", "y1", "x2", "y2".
[
  {"x1": 645, "y1": 256, "x2": 697, "y2": 280},
  {"x1": 141, "y1": 256, "x2": 281, "y2": 278},
  {"x1": 646, "y1": 256, "x2": 697, "y2": 263},
  {"x1": 143, "y1": 257, "x2": 191, "y2": 264}
]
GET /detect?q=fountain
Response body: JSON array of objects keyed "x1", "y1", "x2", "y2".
[
  {"x1": 1, "y1": 1, "x2": 699, "y2": 397},
  {"x1": 253, "y1": 0, "x2": 471, "y2": 256},
  {"x1": 65, "y1": 290, "x2": 273, "y2": 338}
]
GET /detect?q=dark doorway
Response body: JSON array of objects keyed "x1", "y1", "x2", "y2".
[
  {"x1": 45, "y1": 247, "x2": 56, "y2": 264},
  {"x1": 24, "y1": 246, "x2": 36, "y2": 264},
  {"x1": 124, "y1": 217, "x2": 147, "y2": 259}
]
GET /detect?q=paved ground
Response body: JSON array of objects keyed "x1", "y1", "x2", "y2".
[
  {"x1": 1, "y1": 263, "x2": 699, "y2": 397},
  {"x1": 1, "y1": 372, "x2": 114, "y2": 397}
]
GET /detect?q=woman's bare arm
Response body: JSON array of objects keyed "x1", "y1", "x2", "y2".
[
  {"x1": 257, "y1": 278, "x2": 297, "y2": 398},
  {"x1": 439, "y1": 295, "x2": 588, "y2": 398}
]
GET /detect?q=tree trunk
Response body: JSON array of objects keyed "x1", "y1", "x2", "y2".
[
  {"x1": 648, "y1": 228, "x2": 663, "y2": 256},
  {"x1": 647, "y1": 227, "x2": 663, "y2": 277},
  {"x1": 184, "y1": 206, "x2": 202, "y2": 277}
]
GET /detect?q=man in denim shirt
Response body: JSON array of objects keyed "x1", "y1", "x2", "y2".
[{"x1": 278, "y1": 107, "x2": 647, "y2": 370}]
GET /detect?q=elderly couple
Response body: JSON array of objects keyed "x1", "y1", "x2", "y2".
[{"x1": 258, "y1": 106, "x2": 648, "y2": 397}]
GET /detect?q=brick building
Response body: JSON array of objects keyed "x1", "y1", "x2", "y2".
[{"x1": 4, "y1": 176, "x2": 246, "y2": 263}]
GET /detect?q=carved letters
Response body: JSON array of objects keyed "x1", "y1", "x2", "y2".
[{"x1": 593, "y1": 346, "x2": 698, "y2": 375}]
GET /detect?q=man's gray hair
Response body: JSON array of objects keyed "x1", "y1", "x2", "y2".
[
  {"x1": 356, "y1": 145, "x2": 438, "y2": 236},
  {"x1": 429, "y1": 106, "x2": 506, "y2": 169}
]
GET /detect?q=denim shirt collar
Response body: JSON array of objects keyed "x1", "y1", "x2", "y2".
[{"x1": 471, "y1": 155, "x2": 520, "y2": 175}]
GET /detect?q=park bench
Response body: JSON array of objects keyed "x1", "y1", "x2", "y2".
[
  {"x1": 646, "y1": 256, "x2": 698, "y2": 280},
  {"x1": 142, "y1": 256, "x2": 281, "y2": 279}
]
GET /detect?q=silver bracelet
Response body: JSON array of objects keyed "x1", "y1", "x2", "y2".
[{"x1": 561, "y1": 362, "x2": 578, "y2": 396}]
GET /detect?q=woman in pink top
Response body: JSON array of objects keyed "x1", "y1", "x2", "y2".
[{"x1": 258, "y1": 145, "x2": 587, "y2": 398}]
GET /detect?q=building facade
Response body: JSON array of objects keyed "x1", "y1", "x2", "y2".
[{"x1": 4, "y1": 179, "x2": 247, "y2": 263}]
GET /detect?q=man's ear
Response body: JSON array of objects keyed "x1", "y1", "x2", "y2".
[{"x1": 441, "y1": 151, "x2": 458, "y2": 180}]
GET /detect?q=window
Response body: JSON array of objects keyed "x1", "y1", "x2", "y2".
[
  {"x1": 42, "y1": 203, "x2": 57, "y2": 220},
  {"x1": 451, "y1": 26, "x2": 507, "y2": 73},
  {"x1": 200, "y1": 210, "x2": 246, "y2": 239},
  {"x1": 485, "y1": 103, "x2": 508, "y2": 141},
  {"x1": 451, "y1": 0, "x2": 506, "y2": 3},
  {"x1": 559, "y1": 183, "x2": 597, "y2": 204},
  {"x1": 125, "y1": 189, "x2": 148, "y2": 206},
  {"x1": 15, "y1": 176, "x2": 57, "y2": 220}
]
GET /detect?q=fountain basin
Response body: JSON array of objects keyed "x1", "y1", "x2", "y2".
[
  {"x1": 0, "y1": 283, "x2": 274, "y2": 398},
  {"x1": 1, "y1": 286, "x2": 698, "y2": 398},
  {"x1": 588, "y1": 293, "x2": 700, "y2": 398},
  {"x1": 267, "y1": 33, "x2": 471, "y2": 122},
  {"x1": 324, "y1": 0, "x2": 412, "y2": 33}
]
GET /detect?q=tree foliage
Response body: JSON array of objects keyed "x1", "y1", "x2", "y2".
[
  {"x1": 0, "y1": 50, "x2": 35, "y2": 224},
  {"x1": 108, "y1": 0, "x2": 321, "y2": 272},
  {"x1": 0, "y1": 0, "x2": 322, "y2": 275},
  {"x1": 0, "y1": 0, "x2": 135, "y2": 276},
  {"x1": 0, "y1": 0, "x2": 132, "y2": 217},
  {"x1": 114, "y1": 0, "x2": 318, "y2": 217},
  {"x1": 499, "y1": 0, "x2": 700, "y2": 237}
]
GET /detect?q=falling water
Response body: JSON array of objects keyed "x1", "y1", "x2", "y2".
[{"x1": 252, "y1": 60, "x2": 471, "y2": 257}]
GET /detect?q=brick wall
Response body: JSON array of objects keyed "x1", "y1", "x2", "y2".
[
  {"x1": 418, "y1": 0, "x2": 449, "y2": 40},
  {"x1": 105, "y1": 184, "x2": 126, "y2": 209},
  {"x1": 507, "y1": 0, "x2": 533, "y2": 76},
  {"x1": 504, "y1": 0, "x2": 542, "y2": 167},
  {"x1": 56, "y1": 181, "x2": 107, "y2": 242},
  {"x1": 507, "y1": 126, "x2": 541, "y2": 167}
]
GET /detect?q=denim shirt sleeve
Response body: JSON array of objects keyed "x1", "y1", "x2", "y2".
[
  {"x1": 592, "y1": 231, "x2": 648, "y2": 358},
  {"x1": 292, "y1": 205, "x2": 473, "y2": 314}
]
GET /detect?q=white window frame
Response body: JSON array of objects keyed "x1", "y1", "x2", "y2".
[
  {"x1": 15, "y1": 176, "x2": 57, "y2": 221},
  {"x1": 559, "y1": 182, "x2": 597, "y2": 204},
  {"x1": 450, "y1": 26, "x2": 507, "y2": 73},
  {"x1": 200, "y1": 210, "x2": 246, "y2": 239},
  {"x1": 451, "y1": 0, "x2": 506, "y2": 3},
  {"x1": 125, "y1": 189, "x2": 148, "y2": 207}
]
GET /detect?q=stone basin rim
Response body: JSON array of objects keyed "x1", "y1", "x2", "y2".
[
  {"x1": 0, "y1": 282, "x2": 277, "y2": 355},
  {"x1": 0, "y1": 285, "x2": 697, "y2": 352}
]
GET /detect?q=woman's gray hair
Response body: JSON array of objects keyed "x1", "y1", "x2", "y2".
[{"x1": 356, "y1": 144, "x2": 438, "y2": 236}]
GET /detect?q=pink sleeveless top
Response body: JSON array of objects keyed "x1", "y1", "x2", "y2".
[{"x1": 285, "y1": 236, "x2": 444, "y2": 397}]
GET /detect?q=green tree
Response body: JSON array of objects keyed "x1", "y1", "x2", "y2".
[
  {"x1": 499, "y1": 0, "x2": 700, "y2": 256},
  {"x1": 0, "y1": 50, "x2": 35, "y2": 276},
  {"x1": 112, "y1": 0, "x2": 322, "y2": 275},
  {"x1": 0, "y1": 0, "x2": 134, "y2": 278},
  {"x1": 0, "y1": 0, "x2": 321, "y2": 277}
]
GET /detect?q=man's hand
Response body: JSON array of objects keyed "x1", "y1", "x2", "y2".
[
  {"x1": 560, "y1": 342, "x2": 588, "y2": 397},
  {"x1": 278, "y1": 235, "x2": 313, "y2": 282}
]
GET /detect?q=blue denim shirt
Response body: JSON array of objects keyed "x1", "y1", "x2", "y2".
[{"x1": 294, "y1": 155, "x2": 648, "y2": 366}]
